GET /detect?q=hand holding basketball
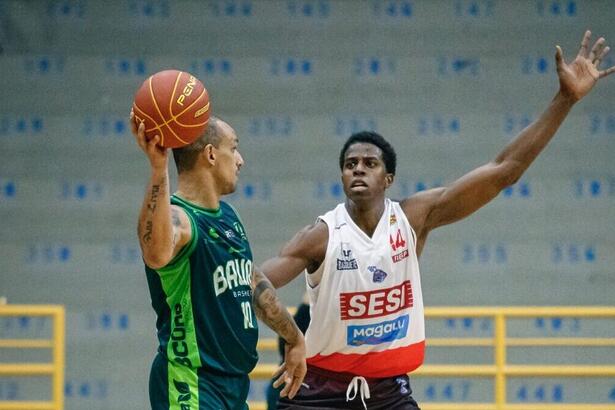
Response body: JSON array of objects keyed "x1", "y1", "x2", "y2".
[
  {"x1": 132, "y1": 69, "x2": 210, "y2": 148},
  {"x1": 130, "y1": 109, "x2": 168, "y2": 170}
]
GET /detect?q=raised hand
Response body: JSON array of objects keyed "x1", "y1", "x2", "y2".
[
  {"x1": 130, "y1": 108, "x2": 168, "y2": 169},
  {"x1": 555, "y1": 30, "x2": 615, "y2": 102}
]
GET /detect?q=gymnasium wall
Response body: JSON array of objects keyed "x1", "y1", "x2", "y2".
[{"x1": 0, "y1": 0, "x2": 614, "y2": 407}]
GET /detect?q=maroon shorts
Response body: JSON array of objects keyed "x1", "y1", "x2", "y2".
[{"x1": 277, "y1": 364, "x2": 420, "y2": 410}]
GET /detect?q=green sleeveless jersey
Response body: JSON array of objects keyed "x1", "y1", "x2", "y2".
[{"x1": 145, "y1": 195, "x2": 259, "y2": 376}]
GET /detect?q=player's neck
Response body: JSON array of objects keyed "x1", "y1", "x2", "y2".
[
  {"x1": 176, "y1": 173, "x2": 221, "y2": 210},
  {"x1": 344, "y1": 197, "x2": 386, "y2": 237}
]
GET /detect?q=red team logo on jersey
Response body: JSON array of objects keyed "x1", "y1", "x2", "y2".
[
  {"x1": 390, "y1": 229, "x2": 409, "y2": 262},
  {"x1": 339, "y1": 280, "x2": 413, "y2": 320}
]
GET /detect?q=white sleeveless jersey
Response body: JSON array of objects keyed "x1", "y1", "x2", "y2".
[{"x1": 305, "y1": 199, "x2": 425, "y2": 378}]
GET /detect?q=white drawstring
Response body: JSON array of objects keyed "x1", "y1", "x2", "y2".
[{"x1": 346, "y1": 376, "x2": 371, "y2": 409}]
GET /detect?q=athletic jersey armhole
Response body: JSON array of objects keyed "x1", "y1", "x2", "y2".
[
  {"x1": 394, "y1": 201, "x2": 418, "y2": 250},
  {"x1": 156, "y1": 208, "x2": 199, "y2": 274}
]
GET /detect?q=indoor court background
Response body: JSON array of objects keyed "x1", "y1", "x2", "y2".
[{"x1": 0, "y1": 0, "x2": 614, "y2": 408}]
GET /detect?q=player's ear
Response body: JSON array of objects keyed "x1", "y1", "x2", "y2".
[
  {"x1": 203, "y1": 144, "x2": 216, "y2": 164},
  {"x1": 385, "y1": 173, "x2": 394, "y2": 189}
]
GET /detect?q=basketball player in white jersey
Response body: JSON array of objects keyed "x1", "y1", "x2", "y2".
[
  {"x1": 262, "y1": 31, "x2": 615, "y2": 410},
  {"x1": 262, "y1": 31, "x2": 615, "y2": 409}
]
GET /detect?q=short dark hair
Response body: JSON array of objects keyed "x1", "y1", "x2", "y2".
[
  {"x1": 172, "y1": 116, "x2": 222, "y2": 173},
  {"x1": 339, "y1": 131, "x2": 397, "y2": 175}
]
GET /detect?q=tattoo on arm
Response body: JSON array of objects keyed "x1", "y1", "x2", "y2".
[
  {"x1": 147, "y1": 183, "x2": 161, "y2": 212},
  {"x1": 140, "y1": 178, "x2": 166, "y2": 246},
  {"x1": 142, "y1": 220, "x2": 153, "y2": 244},
  {"x1": 252, "y1": 271, "x2": 301, "y2": 344}
]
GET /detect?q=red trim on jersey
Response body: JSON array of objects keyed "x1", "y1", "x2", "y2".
[{"x1": 306, "y1": 340, "x2": 425, "y2": 378}]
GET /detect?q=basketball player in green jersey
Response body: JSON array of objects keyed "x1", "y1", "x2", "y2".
[{"x1": 131, "y1": 114, "x2": 306, "y2": 410}]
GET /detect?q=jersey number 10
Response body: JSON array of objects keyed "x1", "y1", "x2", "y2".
[{"x1": 241, "y1": 301, "x2": 255, "y2": 329}]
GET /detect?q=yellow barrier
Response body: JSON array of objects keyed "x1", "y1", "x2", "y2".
[
  {"x1": 0, "y1": 304, "x2": 65, "y2": 410},
  {"x1": 249, "y1": 306, "x2": 615, "y2": 410}
]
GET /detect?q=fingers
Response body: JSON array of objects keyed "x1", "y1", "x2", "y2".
[
  {"x1": 277, "y1": 372, "x2": 300, "y2": 399},
  {"x1": 599, "y1": 65, "x2": 615, "y2": 79},
  {"x1": 135, "y1": 120, "x2": 162, "y2": 151},
  {"x1": 277, "y1": 373, "x2": 293, "y2": 398},
  {"x1": 286, "y1": 374, "x2": 303, "y2": 399},
  {"x1": 577, "y1": 29, "x2": 591, "y2": 58},
  {"x1": 594, "y1": 45, "x2": 610, "y2": 67},
  {"x1": 272, "y1": 363, "x2": 306, "y2": 399},
  {"x1": 272, "y1": 371, "x2": 285, "y2": 389},
  {"x1": 129, "y1": 109, "x2": 138, "y2": 135},
  {"x1": 138, "y1": 121, "x2": 146, "y2": 139},
  {"x1": 570, "y1": 30, "x2": 615, "y2": 79},
  {"x1": 588, "y1": 37, "x2": 606, "y2": 63},
  {"x1": 149, "y1": 133, "x2": 161, "y2": 148},
  {"x1": 555, "y1": 45, "x2": 564, "y2": 68},
  {"x1": 134, "y1": 121, "x2": 147, "y2": 146},
  {"x1": 271, "y1": 362, "x2": 286, "y2": 385}
]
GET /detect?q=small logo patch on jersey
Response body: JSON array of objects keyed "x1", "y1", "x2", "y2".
[
  {"x1": 208, "y1": 227, "x2": 220, "y2": 239},
  {"x1": 173, "y1": 379, "x2": 192, "y2": 407},
  {"x1": 337, "y1": 243, "x2": 358, "y2": 270},
  {"x1": 389, "y1": 214, "x2": 397, "y2": 225},
  {"x1": 368, "y1": 265, "x2": 387, "y2": 282},
  {"x1": 233, "y1": 222, "x2": 247, "y2": 240},
  {"x1": 392, "y1": 249, "x2": 409, "y2": 263},
  {"x1": 390, "y1": 229, "x2": 408, "y2": 263},
  {"x1": 396, "y1": 377, "x2": 410, "y2": 394}
]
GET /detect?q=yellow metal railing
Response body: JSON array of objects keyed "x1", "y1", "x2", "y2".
[
  {"x1": 249, "y1": 306, "x2": 615, "y2": 410},
  {"x1": 0, "y1": 304, "x2": 65, "y2": 410}
]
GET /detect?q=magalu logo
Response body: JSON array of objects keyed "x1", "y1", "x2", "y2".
[
  {"x1": 368, "y1": 265, "x2": 387, "y2": 283},
  {"x1": 347, "y1": 314, "x2": 410, "y2": 346},
  {"x1": 390, "y1": 229, "x2": 408, "y2": 263},
  {"x1": 337, "y1": 243, "x2": 358, "y2": 270},
  {"x1": 173, "y1": 379, "x2": 192, "y2": 409}
]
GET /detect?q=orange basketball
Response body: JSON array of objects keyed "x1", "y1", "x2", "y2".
[{"x1": 132, "y1": 69, "x2": 210, "y2": 148}]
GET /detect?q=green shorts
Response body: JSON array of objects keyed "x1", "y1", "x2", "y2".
[{"x1": 149, "y1": 353, "x2": 250, "y2": 410}]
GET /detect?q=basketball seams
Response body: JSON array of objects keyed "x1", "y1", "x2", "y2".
[
  {"x1": 172, "y1": 90, "x2": 209, "y2": 125},
  {"x1": 132, "y1": 101, "x2": 166, "y2": 145},
  {"x1": 148, "y1": 75, "x2": 168, "y2": 146},
  {"x1": 146, "y1": 71, "x2": 189, "y2": 147},
  {"x1": 168, "y1": 71, "x2": 183, "y2": 123},
  {"x1": 133, "y1": 69, "x2": 210, "y2": 148},
  {"x1": 174, "y1": 101, "x2": 210, "y2": 127},
  {"x1": 148, "y1": 71, "x2": 198, "y2": 144}
]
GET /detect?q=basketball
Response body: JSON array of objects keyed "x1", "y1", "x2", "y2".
[{"x1": 132, "y1": 69, "x2": 210, "y2": 148}]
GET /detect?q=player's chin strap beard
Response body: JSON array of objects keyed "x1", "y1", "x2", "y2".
[{"x1": 346, "y1": 376, "x2": 370, "y2": 409}]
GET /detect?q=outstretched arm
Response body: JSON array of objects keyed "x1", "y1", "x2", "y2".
[
  {"x1": 251, "y1": 267, "x2": 306, "y2": 399},
  {"x1": 261, "y1": 222, "x2": 328, "y2": 288},
  {"x1": 403, "y1": 31, "x2": 615, "y2": 255},
  {"x1": 132, "y1": 112, "x2": 192, "y2": 269}
]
